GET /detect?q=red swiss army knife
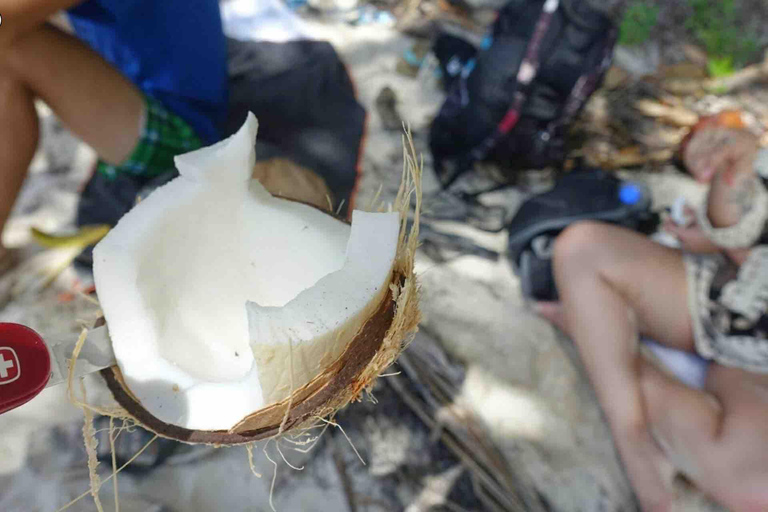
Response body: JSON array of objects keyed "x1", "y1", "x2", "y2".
[{"x1": 0, "y1": 322, "x2": 114, "y2": 415}]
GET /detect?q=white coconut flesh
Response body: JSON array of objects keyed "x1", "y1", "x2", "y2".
[{"x1": 93, "y1": 113, "x2": 399, "y2": 432}]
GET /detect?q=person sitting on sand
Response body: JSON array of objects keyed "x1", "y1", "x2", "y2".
[
  {"x1": 0, "y1": 0, "x2": 227, "y2": 269},
  {"x1": 535, "y1": 122, "x2": 768, "y2": 511}
]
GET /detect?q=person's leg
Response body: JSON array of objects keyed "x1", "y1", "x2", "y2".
[
  {"x1": 4, "y1": 24, "x2": 143, "y2": 163},
  {"x1": 0, "y1": 74, "x2": 39, "y2": 264},
  {"x1": 552, "y1": 221, "x2": 695, "y2": 511},
  {"x1": 638, "y1": 360, "x2": 722, "y2": 481},
  {"x1": 0, "y1": 23, "x2": 143, "y2": 249},
  {"x1": 533, "y1": 300, "x2": 567, "y2": 333},
  {"x1": 641, "y1": 360, "x2": 768, "y2": 510}
]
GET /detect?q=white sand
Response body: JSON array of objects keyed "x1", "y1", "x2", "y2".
[{"x1": 0, "y1": 14, "x2": 723, "y2": 512}]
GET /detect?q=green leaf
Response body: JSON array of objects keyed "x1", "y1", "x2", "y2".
[{"x1": 707, "y1": 56, "x2": 734, "y2": 78}]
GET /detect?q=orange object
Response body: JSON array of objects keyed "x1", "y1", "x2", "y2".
[
  {"x1": 679, "y1": 110, "x2": 746, "y2": 157},
  {"x1": 715, "y1": 110, "x2": 747, "y2": 130}
]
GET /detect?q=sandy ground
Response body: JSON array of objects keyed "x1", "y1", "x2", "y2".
[{"x1": 0, "y1": 9, "x2": 729, "y2": 512}]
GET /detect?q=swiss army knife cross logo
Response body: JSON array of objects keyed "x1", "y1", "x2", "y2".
[{"x1": 0, "y1": 347, "x2": 20, "y2": 385}]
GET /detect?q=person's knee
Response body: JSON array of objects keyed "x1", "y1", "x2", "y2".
[
  {"x1": 552, "y1": 221, "x2": 608, "y2": 272},
  {"x1": 0, "y1": 25, "x2": 48, "y2": 79}
]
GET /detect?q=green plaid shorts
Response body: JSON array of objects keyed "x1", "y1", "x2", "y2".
[{"x1": 97, "y1": 95, "x2": 203, "y2": 180}]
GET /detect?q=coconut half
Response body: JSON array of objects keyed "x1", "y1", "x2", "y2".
[{"x1": 92, "y1": 113, "x2": 421, "y2": 444}]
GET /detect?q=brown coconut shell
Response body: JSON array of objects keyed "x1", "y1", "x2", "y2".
[
  {"x1": 93, "y1": 132, "x2": 422, "y2": 446},
  {"x1": 101, "y1": 278, "x2": 399, "y2": 445}
]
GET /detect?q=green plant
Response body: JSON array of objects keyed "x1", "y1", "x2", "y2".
[
  {"x1": 687, "y1": 0, "x2": 759, "y2": 74},
  {"x1": 619, "y1": 2, "x2": 660, "y2": 46},
  {"x1": 707, "y1": 56, "x2": 734, "y2": 78}
]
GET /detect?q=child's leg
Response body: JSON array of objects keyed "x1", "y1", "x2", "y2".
[
  {"x1": 3, "y1": 24, "x2": 143, "y2": 163},
  {"x1": 552, "y1": 222, "x2": 694, "y2": 511},
  {"x1": 0, "y1": 74, "x2": 38, "y2": 263},
  {"x1": 0, "y1": 24, "x2": 143, "y2": 250},
  {"x1": 639, "y1": 359, "x2": 722, "y2": 482},
  {"x1": 641, "y1": 360, "x2": 768, "y2": 510}
]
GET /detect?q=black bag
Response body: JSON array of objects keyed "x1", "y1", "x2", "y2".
[
  {"x1": 507, "y1": 168, "x2": 659, "y2": 301},
  {"x1": 224, "y1": 38, "x2": 366, "y2": 217},
  {"x1": 76, "y1": 38, "x2": 365, "y2": 269},
  {"x1": 430, "y1": 0, "x2": 617, "y2": 188},
  {"x1": 79, "y1": 38, "x2": 365, "y2": 227}
]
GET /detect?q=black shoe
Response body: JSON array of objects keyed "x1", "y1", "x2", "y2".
[{"x1": 74, "y1": 170, "x2": 177, "y2": 270}]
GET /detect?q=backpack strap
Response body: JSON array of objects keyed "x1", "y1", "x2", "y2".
[
  {"x1": 540, "y1": 23, "x2": 617, "y2": 149},
  {"x1": 440, "y1": 0, "x2": 559, "y2": 189},
  {"x1": 483, "y1": 0, "x2": 560, "y2": 139}
]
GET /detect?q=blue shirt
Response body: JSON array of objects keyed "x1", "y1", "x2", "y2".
[{"x1": 67, "y1": 0, "x2": 228, "y2": 144}]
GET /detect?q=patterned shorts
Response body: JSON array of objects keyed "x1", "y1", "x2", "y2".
[{"x1": 96, "y1": 95, "x2": 203, "y2": 180}]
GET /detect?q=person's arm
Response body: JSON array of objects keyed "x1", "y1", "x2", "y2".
[
  {"x1": 662, "y1": 208, "x2": 721, "y2": 255},
  {"x1": 677, "y1": 127, "x2": 762, "y2": 265},
  {"x1": 704, "y1": 170, "x2": 756, "y2": 264},
  {"x1": 701, "y1": 131, "x2": 761, "y2": 265},
  {"x1": 0, "y1": 0, "x2": 82, "y2": 49}
]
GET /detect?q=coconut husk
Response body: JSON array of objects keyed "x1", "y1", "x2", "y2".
[
  {"x1": 72, "y1": 131, "x2": 423, "y2": 446},
  {"x1": 101, "y1": 288, "x2": 397, "y2": 444}
]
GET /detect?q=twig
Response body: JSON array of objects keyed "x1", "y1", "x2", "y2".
[
  {"x1": 391, "y1": 332, "x2": 548, "y2": 512},
  {"x1": 386, "y1": 374, "x2": 533, "y2": 512}
]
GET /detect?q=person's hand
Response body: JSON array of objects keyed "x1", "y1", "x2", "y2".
[
  {"x1": 662, "y1": 206, "x2": 720, "y2": 253},
  {"x1": 683, "y1": 126, "x2": 758, "y2": 185}
]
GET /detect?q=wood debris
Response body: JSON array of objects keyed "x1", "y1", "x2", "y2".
[
  {"x1": 387, "y1": 333, "x2": 546, "y2": 512},
  {"x1": 634, "y1": 99, "x2": 699, "y2": 127},
  {"x1": 705, "y1": 50, "x2": 768, "y2": 93}
]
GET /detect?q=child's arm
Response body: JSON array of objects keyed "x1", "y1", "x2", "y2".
[
  {"x1": 705, "y1": 168, "x2": 758, "y2": 265},
  {"x1": 681, "y1": 127, "x2": 763, "y2": 265}
]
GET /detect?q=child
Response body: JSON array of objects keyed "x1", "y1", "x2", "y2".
[
  {"x1": 0, "y1": 0, "x2": 227, "y2": 266},
  {"x1": 536, "y1": 121, "x2": 768, "y2": 510}
]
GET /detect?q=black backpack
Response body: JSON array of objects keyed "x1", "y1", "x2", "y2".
[
  {"x1": 429, "y1": 0, "x2": 617, "y2": 189},
  {"x1": 507, "y1": 167, "x2": 659, "y2": 301}
]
